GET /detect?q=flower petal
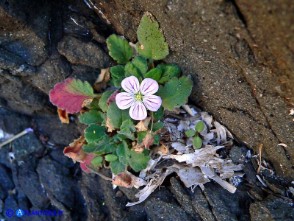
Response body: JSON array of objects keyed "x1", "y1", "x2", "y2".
[
  {"x1": 140, "y1": 78, "x2": 159, "y2": 95},
  {"x1": 121, "y1": 76, "x2": 140, "y2": 94},
  {"x1": 116, "y1": 92, "x2": 135, "y2": 110},
  {"x1": 143, "y1": 95, "x2": 162, "y2": 111},
  {"x1": 129, "y1": 102, "x2": 147, "y2": 120}
]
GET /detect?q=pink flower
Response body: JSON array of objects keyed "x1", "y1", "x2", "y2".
[{"x1": 115, "y1": 76, "x2": 162, "y2": 120}]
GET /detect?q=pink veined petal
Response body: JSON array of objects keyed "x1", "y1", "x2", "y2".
[
  {"x1": 143, "y1": 95, "x2": 162, "y2": 111},
  {"x1": 140, "y1": 78, "x2": 159, "y2": 95},
  {"x1": 115, "y1": 92, "x2": 135, "y2": 110},
  {"x1": 121, "y1": 76, "x2": 140, "y2": 94},
  {"x1": 129, "y1": 101, "x2": 147, "y2": 120}
]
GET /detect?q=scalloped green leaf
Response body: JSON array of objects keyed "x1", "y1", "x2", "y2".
[
  {"x1": 98, "y1": 90, "x2": 114, "y2": 112},
  {"x1": 157, "y1": 77, "x2": 193, "y2": 111},
  {"x1": 84, "y1": 125, "x2": 106, "y2": 143},
  {"x1": 125, "y1": 56, "x2": 148, "y2": 79},
  {"x1": 110, "y1": 160, "x2": 125, "y2": 174},
  {"x1": 144, "y1": 67, "x2": 162, "y2": 81},
  {"x1": 128, "y1": 149, "x2": 150, "y2": 172},
  {"x1": 157, "y1": 64, "x2": 181, "y2": 84},
  {"x1": 49, "y1": 78, "x2": 94, "y2": 113},
  {"x1": 91, "y1": 156, "x2": 103, "y2": 167},
  {"x1": 137, "y1": 12, "x2": 169, "y2": 60},
  {"x1": 106, "y1": 34, "x2": 133, "y2": 64},
  {"x1": 193, "y1": 136, "x2": 202, "y2": 149},
  {"x1": 79, "y1": 110, "x2": 105, "y2": 125},
  {"x1": 118, "y1": 119, "x2": 136, "y2": 140},
  {"x1": 110, "y1": 65, "x2": 125, "y2": 87},
  {"x1": 106, "y1": 102, "x2": 129, "y2": 129}
]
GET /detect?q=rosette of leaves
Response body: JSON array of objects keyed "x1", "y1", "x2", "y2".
[{"x1": 49, "y1": 12, "x2": 194, "y2": 175}]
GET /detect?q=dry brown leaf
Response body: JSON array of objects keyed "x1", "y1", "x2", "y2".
[
  {"x1": 154, "y1": 144, "x2": 169, "y2": 155},
  {"x1": 135, "y1": 117, "x2": 151, "y2": 132},
  {"x1": 112, "y1": 172, "x2": 147, "y2": 189},
  {"x1": 57, "y1": 108, "x2": 69, "y2": 124},
  {"x1": 176, "y1": 167, "x2": 209, "y2": 188},
  {"x1": 82, "y1": 98, "x2": 94, "y2": 108},
  {"x1": 94, "y1": 68, "x2": 110, "y2": 92},
  {"x1": 132, "y1": 142, "x2": 145, "y2": 153},
  {"x1": 106, "y1": 117, "x2": 115, "y2": 132},
  {"x1": 63, "y1": 136, "x2": 86, "y2": 162},
  {"x1": 142, "y1": 132, "x2": 154, "y2": 149}
]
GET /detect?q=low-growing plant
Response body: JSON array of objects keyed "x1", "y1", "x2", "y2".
[{"x1": 49, "y1": 12, "x2": 193, "y2": 175}]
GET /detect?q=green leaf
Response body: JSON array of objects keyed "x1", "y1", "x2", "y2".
[
  {"x1": 193, "y1": 136, "x2": 202, "y2": 149},
  {"x1": 137, "y1": 12, "x2": 169, "y2": 60},
  {"x1": 144, "y1": 67, "x2": 162, "y2": 81},
  {"x1": 153, "y1": 107, "x2": 164, "y2": 121},
  {"x1": 105, "y1": 154, "x2": 118, "y2": 162},
  {"x1": 110, "y1": 65, "x2": 125, "y2": 87},
  {"x1": 137, "y1": 131, "x2": 148, "y2": 143},
  {"x1": 98, "y1": 90, "x2": 114, "y2": 112},
  {"x1": 106, "y1": 102, "x2": 129, "y2": 129},
  {"x1": 153, "y1": 134, "x2": 160, "y2": 145},
  {"x1": 84, "y1": 125, "x2": 106, "y2": 143},
  {"x1": 110, "y1": 160, "x2": 125, "y2": 174},
  {"x1": 118, "y1": 119, "x2": 136, "y2": 140},
  {"x1": 128, "y1": 149, "x2": 150, "y2": 172},
  {"x1": 152, "y1": 121, "x2": 164, "y2": 132},
  {"x1": 116, "y1": 141, "x2": 129, "y2": 164},
  {"x1": 157, "y1": 77, "x2": 193, "y2": 111},
  {"x1": 157, "y1": 64, "x2": 181, "y2": 84},
  {"x1": 83, "y1": 143, "x2": 97, "y2": 153},
  {"x1": 91, "y1": 156, "x2": 103, "y2": 167},
  {"x1": 185, "y1": 129, "x2": 196, "y2": 138},
  {"x1": 106, "y1": 34, "x2": 133, "y2": 64},
  {"x1": 195, "y1": 121, "x2": 205, "y2": 133},
  {"x1": 79, "y1": 110, "x2": 105, "y2": 125},
  {"x1": 125, "y1": 56, "x2": 148, "y2": 79}
]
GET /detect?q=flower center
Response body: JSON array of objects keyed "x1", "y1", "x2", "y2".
[{"x1": 134, "y1": 92, "x2": 143, "y2": 101}]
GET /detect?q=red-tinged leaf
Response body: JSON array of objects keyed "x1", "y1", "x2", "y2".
[
  {"x1": 80, "y1": 153, "x2": 95, "y2": 173},
  {"x1": 49, "y1": 78, "x2": 95, "y2": 113}
]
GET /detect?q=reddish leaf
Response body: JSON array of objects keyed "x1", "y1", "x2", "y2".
[
  {"x1": 80, "y1": 154, "x2": 95, "y2": 173},
  {"x1": 49, "y1": 78, "x2": 95, "y2": 114}
]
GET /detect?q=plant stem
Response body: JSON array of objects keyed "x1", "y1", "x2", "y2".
[{"x1": 0, "y1": 128, "x2": 33, "y2": 149}]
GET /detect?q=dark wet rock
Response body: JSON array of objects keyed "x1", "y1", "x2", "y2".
[
  {"x1": 27, "y1": 55, "x2": 71, "y2": 94},
  {"x1": 0, "y1": 72, "x2": 50, "y2": 115},
  {"x1": 0, "y1": 199, "x2": 3, "y2": 213},
  {"x1": 70, "y1": 65, "x2": 100, "y2": 85},
  {"x1": 249, "y1": 195, "x2": 294, "y2": 221},
  {"x1": 169, "y1": 177, "x2": 199, "y2": 219},
  {"x1": 0, "y1": 0, "x2": 50, "y2": 66},
  {"x1": 11, "y1": 133, "x2": 44, "y2": 161},
  {"x1": 17, "y1": 159, "x2": 49, "y2": 208},
  {"x1": 0, "y1": 108, "x2": 31, "y2": 134},
  {"x1": 94, "y1": 0, "x2": 294, "y2": 180},
  {"x1": 230, "y1": 146, "x2": 248, "y2": 164},
  {"x1": 0, "y1": 165, "x2": 14, "y2": 194},
  {"x1": 33, "y1": 114, "x2": 81, "y2": 145},
  {"x1": 79, "y1": 173, "x2": 108, "y2": 221},
  {"x1": 145, "y1": 198, "x2": 193, "y2": 221},
  {"x1": 202, "y1": 183, "x2": 251, "y2": 221},
  {"x1": 3, "y1": 195, "x2": 18, "y2": 220},
  {"x1": 49, "y1": 148, "x2": 75, "y2": 168},
  {"x1": 36, "y1": 156, "x2": 75, "y2": 209},
  {"x1": 57, "y1": 35, "x2": 110, "y2": 69},
  {"x1": 191, "y1": 186, "x2": 216, "y2": 221}
]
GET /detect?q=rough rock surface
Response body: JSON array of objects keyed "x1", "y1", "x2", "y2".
[
  {"x1": 93, "y1": 0, "x2": 294, "y2": 180},
  {"x1": 0, "y1": 0, "x2": 293, "y2": 220}
]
